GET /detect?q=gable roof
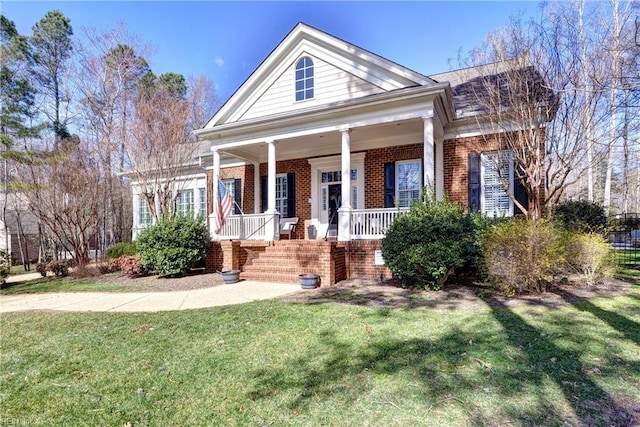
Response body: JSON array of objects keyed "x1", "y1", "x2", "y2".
[{"x1": 204, "y1": 22, "x2": 438, "y2": 128}]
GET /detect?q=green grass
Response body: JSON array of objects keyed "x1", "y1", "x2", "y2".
[
  {"x1": 611, "y1": 249, "x2": 640, "y2": 266},
  {"x1": 0, "y1": 278, "x2": 132, "y2": 295},
  {"x1": 1, "y1": 291, "x2": 639, "y2": 426}
]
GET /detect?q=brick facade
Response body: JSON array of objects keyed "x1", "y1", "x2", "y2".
[
  {"x1": 340, "y1": 240, "x2": 392, "y2": 280},
  {"x1": 364, "y1": 144, "x2": 425, "y2": 208}
]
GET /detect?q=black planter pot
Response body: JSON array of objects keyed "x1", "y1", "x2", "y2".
[
  {"x1": 221, "y1": 270, "x2": 241, "y2": 284},
  {"x1": 299, "y1": 273, "x2": 319, "y2": 289}
]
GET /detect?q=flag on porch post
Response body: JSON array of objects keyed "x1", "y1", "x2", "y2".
[{"x1": 214, "y1": 180, "x2": 234, "y2": 234}]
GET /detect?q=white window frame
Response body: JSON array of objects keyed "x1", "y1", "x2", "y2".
[
  {"x1": 481, "y1": 151, "x2": 514, "y2": 217},
  {"x1": 294, "y1": 56, "x2": 314, "y2": 102},
  {"x1": 176, "y1": 189, "x2": 195, "y2": 216},
  {"x1": 198, "y1": 187, "x2": 206, "y2": 218},
  {"x1": 395, "y1": 159, "x2": 422, "y2": 208},
  {"x1": 138, "y1": 195, "x2": 152, "y2": 226},
  {"x1": 275, "y1": 174, "x2": 288, "y2": 217}
]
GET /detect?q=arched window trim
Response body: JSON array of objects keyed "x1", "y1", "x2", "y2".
[{"x1": 295, "y1": 56, "x2": 314, "y2": 101}]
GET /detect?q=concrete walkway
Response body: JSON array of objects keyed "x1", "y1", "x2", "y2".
[{"x1": 0, "y1": 281, "x2": 301, "y2": 313}]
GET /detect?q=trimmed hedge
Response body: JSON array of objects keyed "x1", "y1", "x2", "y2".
[
  {"x1": 136, "y1": 215, "x2": 209, "y2": 276},
  {"x1": 381, "y1": 198, "x2": 475, "y2": 290}
]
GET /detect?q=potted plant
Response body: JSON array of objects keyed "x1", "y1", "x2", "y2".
[
  {"x1": 299, "y1": 273, "x2": 319, "y2": 289},
  {"x1": 221, "y1": 270, "x2": 241, "y2": 284}
]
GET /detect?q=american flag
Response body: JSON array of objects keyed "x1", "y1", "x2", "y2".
[{"x1": 214, "y1": 180, "x2": 234, "y2": 234}]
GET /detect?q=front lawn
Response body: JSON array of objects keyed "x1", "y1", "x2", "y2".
[
  {"x1": 0, "y1": 278, "x2": 131, "y2": 295},
  {"x1": 1, "y1": 290, "x2": 639, "y2": 426}
]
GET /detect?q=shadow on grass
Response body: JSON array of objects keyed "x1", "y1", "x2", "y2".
[
  {"x1": 487, "y1": 296, "x2": 637, "y2": 426},
  {"x1": 250, "y1": 294, "x2": 639, "y2": 425},
  {"x1": 552, "y1": 288, "x2": 640, "y2": 347},
  {"x1": 248, "y1": 326, "x2": 504, "y2": 425}
]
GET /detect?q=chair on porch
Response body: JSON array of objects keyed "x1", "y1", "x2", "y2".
[{"x1": 280, "y1": 217, "x2": 299, "y2": 239}]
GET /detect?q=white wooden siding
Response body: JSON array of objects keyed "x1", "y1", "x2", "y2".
[{"x1": 240, "y1": 54, "x2": 386, "y2": 121}]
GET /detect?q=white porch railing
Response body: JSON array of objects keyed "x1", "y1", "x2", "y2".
[
  {"x1": 350, "y1": 208, "x2": 409, "y2": 239},
  {"x1": 210, "y1": 213, "x2": 278, "y2": 241}
]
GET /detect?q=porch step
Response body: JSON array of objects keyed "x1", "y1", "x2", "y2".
[
  {"x1": 239, "y1": 240, "x2": 323, "y2": 284},
  {"x1": 240, "y1": 271, "x2": 301, "y2": 284}
]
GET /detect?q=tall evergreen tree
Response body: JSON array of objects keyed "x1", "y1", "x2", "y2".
[{"x1": 30, "y1": 9, "x2": 73, "y2": 148}]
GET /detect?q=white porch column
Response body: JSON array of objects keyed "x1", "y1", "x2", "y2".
[
  {"x1": 422, "y1": 116, "x2": 435, "y2": 198},
  {"x1": 265, "y1": 140, "x2": 279, "y2": 241},
  {"x1": 338, "y1": 128, "x2": 352, "y2": 242},
  {"x1": 436, "y1": 138, "x2": 444, "y2": 201},
  {"x1": 211, "y1": 149, "x2": 221, "y2": 239},
  {"x1": 252, "y1": 161, "x2": 260, "y2": 213}
]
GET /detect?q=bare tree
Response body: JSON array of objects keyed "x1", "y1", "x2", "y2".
[
  {"x1": 461, "y1": 12, "x2": 610, "y2": 219},
  {"x1": 77, "y1": 24, "x2": 151, "y2": 244},
  {"x1": 186, "y1": 74, "x2": 219, "y2": 140},
  {"x1": 21, "y1": 138, "x2": 105, "y2": 267},
  {"x1": 126, "y1": 75, "x2": 198, "y2": 222}
]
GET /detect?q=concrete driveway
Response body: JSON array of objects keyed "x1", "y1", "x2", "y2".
[{"x1": 0, "y1": 281, "x2": 301, "y2": 313}]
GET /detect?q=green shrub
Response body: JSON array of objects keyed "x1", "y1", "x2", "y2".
[
  {"x1": 483, "y1": 219, "x2": 565, "y2": 294},
  {"x1": 381, "y1": 197, "x2": 475, "y2": 290},
  {"x1": 136, "y1": 215, "x2": 209, "y2": 276},
  {"x1": 105, "y1": 242, "x2": 138, "y2": 259},
  {"x1": 555, "y1": 200, "x2": 606, "y2": 233},
  {"x1": 564, "y1": 232, "x2": 611, "y2": 285}
]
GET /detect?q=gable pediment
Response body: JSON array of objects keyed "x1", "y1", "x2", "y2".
[{"x1": 205, "y1": 23, "x2": 436, "y2": 128}]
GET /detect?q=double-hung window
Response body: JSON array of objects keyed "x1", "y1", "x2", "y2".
[
  {"x1": 396, "y1": 160, "x2": 422, "y2": 208},
  {"x1": 139, "y1": 195, "x2": 152, "y2": 226},
  {"x1": 295, "y1": 57, "x2": 314, "y2": 101},
  {"x1": 176, "y1": 189, "x2": 194, "y2": 216},
  {"x1": 481, "y1": 152, "x2": 513, "y2": 216},
  {"x1": 198, "y1": 187, "x2": 206, "y2": 218},
  {"x1": 275, "y1": 174, "x2": 288, "y2": 217}
]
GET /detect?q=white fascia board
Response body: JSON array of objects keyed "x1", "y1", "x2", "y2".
[
  {"x1": 211, "y1": 102, "x2": 435, "y2": 151},
  {"x1": 203, "y1": 161, "x2": 249, "y2": 171},
  {"x1": 130, "y1": 172, "x2": 207, "y2": 188},
  {"x1": 198, "y1": 84, "x2": 448, "y2": 142},
  {"x1": 444, "y1": 116, "x2": 540, "y2": 140}
]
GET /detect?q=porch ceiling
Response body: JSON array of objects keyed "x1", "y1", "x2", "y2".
[{"x1": 222, "y1": 118, "x2": 424, "y2": 164}]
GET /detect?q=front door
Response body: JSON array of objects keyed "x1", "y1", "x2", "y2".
[{"x1": 328, "y1": 184, "x2": 341, "y2": 226}]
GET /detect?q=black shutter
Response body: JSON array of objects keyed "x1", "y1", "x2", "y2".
[
  {"x1": 468, "y1": 153, "x2": 481, "y2": 213},
  {"x1": 513, "y1": 168, "x2": 528, "y2": 215},
  {"x1": 233, "y1": 179, "x2": 242, "y2": 214},
  {"x1": 384, "y1": 162, "x2": 395, "y2": 208},
  {"x1": 286, "y1": 173, "x2": 296, "y2": 218},
  {"x1": 260, "y1": 176, "x2": 267, "y2": 213}
]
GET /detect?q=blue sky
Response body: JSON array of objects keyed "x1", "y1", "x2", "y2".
[{"x1": 5, "y1": 1, "x2": 539, "y2": 102}]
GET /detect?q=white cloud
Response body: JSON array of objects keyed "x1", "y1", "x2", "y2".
[{"x1": 214, "y1": 57, "x2": 224, "y2": 67}]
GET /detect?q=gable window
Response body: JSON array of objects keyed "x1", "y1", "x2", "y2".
[
  {"x1": 396, "y1": 160, "x2": 422, "y2": 208},
  {"x1": 176, "y1": 189, "x2": 194, "y2": 216},
  {"x1": 481, "y1": 152, "x2": 513, "y2": 216},
  {"x1": 295, "y1": 57, "x2": 314, "y2": 101},
  {"x1": 139, "y1": 195, "x2": 152, "y2": 226}
]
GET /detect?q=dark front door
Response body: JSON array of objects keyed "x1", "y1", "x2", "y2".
[{"x1": 328, "y1": 184, "x2": 341, "y2": 229}]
